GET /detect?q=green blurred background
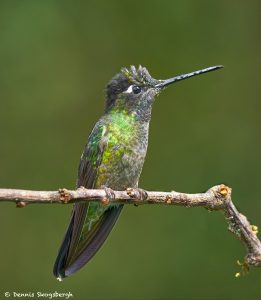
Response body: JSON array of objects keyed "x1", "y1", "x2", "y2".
[{"x1": 0, "y1": 0, "x2": 261, "y2": 299}]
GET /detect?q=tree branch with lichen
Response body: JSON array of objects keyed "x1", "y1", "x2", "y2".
[{"x1": 0, "y1": 184, "x2": 260, "y2": 276}]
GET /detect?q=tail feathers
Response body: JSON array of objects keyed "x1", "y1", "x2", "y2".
[
  {"x1": 53, "y1": 212, "x2": 75, "y2": 280},
  {"x1": 65, "y1": 205, "x2": 123, "y2": 277},
  {"x1": 53, "y1": 205, "x2": 123, "y2": 279}
]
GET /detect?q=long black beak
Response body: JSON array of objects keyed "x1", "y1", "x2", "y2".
[{"x1": 155, "y1": 65, "x2": 223, "y2": 89}]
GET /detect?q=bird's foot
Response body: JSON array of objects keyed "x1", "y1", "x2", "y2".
[
  {"x1": 126, "y1": 188, "x2": 148, "y2": 206},
  {"x1": 101, "y1": 186, "x2": 115, "y2": 206}
]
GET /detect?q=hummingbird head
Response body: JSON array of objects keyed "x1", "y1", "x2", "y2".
[
  {"x1": 105, "y1": 65, "x2": 223, "y2": 121},
  {"x1": 105, "y1": 65, "x2": 159, "y2": 114}
]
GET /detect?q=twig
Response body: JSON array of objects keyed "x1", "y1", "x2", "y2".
[{"x1": 0, "y1": 184, "x2": 260, "y2": 274}]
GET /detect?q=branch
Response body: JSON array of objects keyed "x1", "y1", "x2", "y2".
[{"x1": 0, "y1": 184, "x2": 260, "y2": 275}]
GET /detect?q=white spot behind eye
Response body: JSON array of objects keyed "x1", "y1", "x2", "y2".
[{"x1": 125, "y1": 85, "x2": 133, "y2": 94}]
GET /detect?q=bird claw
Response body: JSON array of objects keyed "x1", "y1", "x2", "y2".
[
  {"x1": 101, "y1": 186, "x2": 115, "y2": 206},
  {"x1": 126, "y1": 188, "x2": 148, "y2": 202}
]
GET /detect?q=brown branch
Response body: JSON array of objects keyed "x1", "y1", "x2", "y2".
[{"x1": 0, "y1": 184, "x2": 260, "y2": 275}]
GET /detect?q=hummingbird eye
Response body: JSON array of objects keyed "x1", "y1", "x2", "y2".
[
  {"x1": 125, "y1": 84, "x2": 142, "y2": 94},
  {"x1": 132, "y1": 85, "x2": 141, "y2": 94}
]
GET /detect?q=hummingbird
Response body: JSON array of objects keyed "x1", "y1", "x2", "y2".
[{"x1": 53, "y1": 64, "x2": 223, "y2": 280}]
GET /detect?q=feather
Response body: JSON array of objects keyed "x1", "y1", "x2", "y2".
[
  {"x1": 53, "y1": 121, "x2": 123, "y2": 279},
  {"x1": 65, "y1": 205, "x2": 123, "y2": 277}
]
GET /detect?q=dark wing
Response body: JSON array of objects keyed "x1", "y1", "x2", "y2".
[
  {"x1": 53, "y1": 122, "x2": 103, "y2": 279},
  {"x1": 53, "y1": 121, "x2": 123, "y2": 279}
]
